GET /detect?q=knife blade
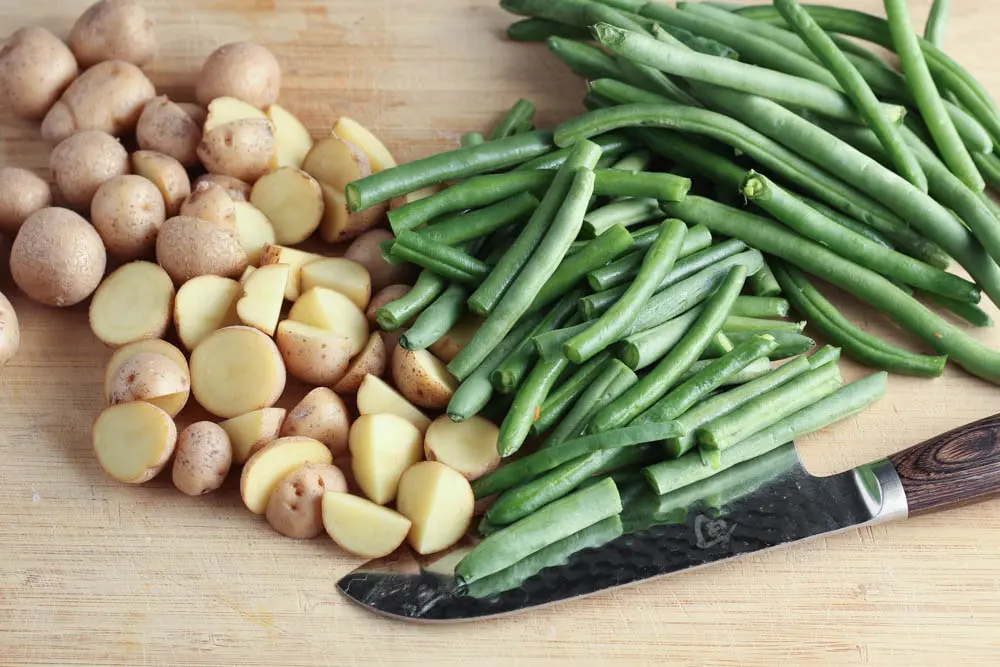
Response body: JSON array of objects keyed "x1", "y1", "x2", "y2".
[{"x1": 337, "y1": 413, "x2": 1000, "y2": 622}]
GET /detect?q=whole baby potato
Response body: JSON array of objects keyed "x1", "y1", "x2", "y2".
[
  {"x1": 69, "y1": 0, "x2": 157, "y2": 68},
  {"x1": 10, "y1": 207, "x2": 107, "y2": 307},
  {"x1": 136, "y1": 95, "x2": 201, "y2": 166},
  {"x1": 172, "y1": 421, "x2": 233, "y2": 496},
  {"x1": 0, "y1": 168, "x2": 53, "y2": 235},
  {"x1": 50, "y1": 130, "x2": 129, "y2": 209},
  {"x1": 91, "y1": 174, "x2": 166, "y2": 260},
  {"x1": 179, "y1": 180, "x2": 236, "y2": 230},
  {"x1": 265, "y1": 462, "x2": 347, "y2": 539},
  {"x1": 195, "y1": 41, "x2": 281, "y2": 108},
  {"x1": 0, "y1": 26, "x2": 79, "y2": 120},
  {"x1": 155, "y1": 215, "x2": 247, "y2": 284},
  {"x1": 175, "y1": 102, "x2": 206, "y2": 127},
  {"x1": 0, "y1": 290, "x2": 19, "y2": 366}
]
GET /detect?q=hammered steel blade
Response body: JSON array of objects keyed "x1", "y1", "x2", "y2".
[{"x1": 337, "y1": 443, "x2": 908, "y2": 622}]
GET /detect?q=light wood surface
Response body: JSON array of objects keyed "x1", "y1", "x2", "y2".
[{"x1": 2, "y1": 1, "x2": 1000, "y2": 665}]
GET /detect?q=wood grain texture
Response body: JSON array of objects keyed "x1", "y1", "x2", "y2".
[{"x1": 2, "y1": 1, "x2": 1000, "y2": 666}]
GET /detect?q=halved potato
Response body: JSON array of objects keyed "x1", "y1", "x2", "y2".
[
  {"x1": 172, "y1": 422, "x2": 233, "y2": 496},
  {"x1": 104, "y1": 339, "x2": 189, "y2": 402},
  {"x1": 365, "y1": 284, "x2": 410, "y2": 325},
  {"x1": 428, "y1": 315, "x2": 481, "y2": 363},
  {"x1": 396, "y1": 461, "x2": 475, "y2": 555},
  {"x1": 132, "y1": 150, "x2": 191, "y2": 217},
  {"x1": 287, "y1": 286, "x2": 368, "y2": 355},
  {"x1": 391, "y1": 346, "x2": 458, "y2": 409},
  {"x1": 236, "y1": 263, "x2": 290, "y2": 336},
  {"x1": 240, "y1": 436, "x2": 333, "y2": 514},
  {"x1": 204, "y1": 96, "x2": 269, "y2": 133},
  {"x1": 331, "y1": 116, "x2": 397, "y2": 172},
  {"x1": 274, "y1": 320, "x2": 352, "y2": 386},
  {"x1": 198, "y1": 118, "x2": 276, "y2": 183},
  {"x1": 332, "y1": 331, "x2": 387, "y2": 394},
  {"x1": 266, "y1": 462, "x2": 347, "y2": 538},
  {"x1": 250, "y1": 167, "x2": 324, "y2": 245},
  {"x1": 349, "y1": 413, "x2": 423, "y2": 505},
  {"x1": 194, "y1": 174, "x2": 252, "y2": 202},
  {"x1": 299, "y1": 257, "x2": 371, "y2": 310},
  {"x1": 107, "y1": 352, "x2": 190, "y2": 417},
  {"x1": 280, "y1": 387, "x2": 350, "y2": 456},
  {"x1": 356, "y1": 374, "x2": 430, "y2": 433},
  {"x1": 173, "y1": 275, "x2": 241, "y2": 351},
  {"x1": 266, "y1": 103, "x2": 314, "y2": 169},
  {"x1": 219, "y1": 407, "x2": 286, "y2": 464},
  {"x1": 89, "y1": 261, "x2": 175, "y2": 347},
  {"x1": 423, "y1": 415, "x2": 500, "y2": 481},
  {"x1": 190, "y1": 326, "x2": 286, "y2": 418},
  {"x1": 322, "y1": 492, "x2": 411, "y2": 558},
  {"x1": 179, "y1": 180, "x2": 237, "y2": 230},
  {"x1": 259, "y1": 244, "x2": 323, "y2": 300},
  {"x1": 232, "y1": 201, "x2": 275, "y2": 266},
  {"x1": 93, "y1": 401, "x2": 177, "y2": 484}
]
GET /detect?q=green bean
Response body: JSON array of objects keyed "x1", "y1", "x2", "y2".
[
  {"x1": 589, "y1": 265, "x2": 747, "y2": 433},
  {"x1": 730, "y1": 296, "x2": 790, "y2": 319},
  {"x1": 798, "y1": 196, "x2": 893, "y2": 250},
  {"x1": 702, "y1": 331, "x2": 734, "y2": 359},
  {"x1": 565, "y1": 219, "x2": 687, "y2": 364},
  {"x1": 592, "y1": 169, "x2": 691, "y2": 201},
  {"x1": 582, "y1": 198, "x2": 661, "y2": 238},
  {"x1": 741, "y1": 171, "x2": 980, "y2": 304},
  {"x1": 532, "y1": 352, "x2": 612, "y2": 436},
  {"x1": 544, "y1": 359, "x2": 637, "y2": 449},
  {"x1": 392, "y1": 231, "x2": 489, "y2": 283},
  {"x1": 723, "y1": 330, "x2": 815, "y2": 361},
  {"x1": 662, "y1": 198, "x2": 1000, "y2": 382},
  {"x1": 924, "y1": 0, "x2": 951, "y2": 47},
  {"x1": 399, "y1": 284, "x2": 467, "y2": 351},
  {"x1": 451, "y1": 165, "x2": 597, "y2": 380},
  {"x1": 722, "y1": 316, "x2": 804, "y2": 334},
  {"x1": 375, "y1": 269, "x2": 447, "y2": 331},
  {"x1": 515, "y1": 133, "x2": 636, "y2": 172},
  {"x1": 919, "y1": 290, "x2": 994, "y2": 328},
  {"x1": 972, "y1": 152, "x2": 1000, "y2": 192},
  {"x1": 546, "y1": 36, "x2": 625, "y2": 81},
  {"x1": 491, "y1": 99, "x2": 536, "y2": 141},
  {"x1": 808, "y1": 344, "x2": 843, "y2": 368},
  {"x1": 506, "y1": 17, "x2": 591, "y2": 42},
  {"x1": 498, "y1": 352, "x2": 571, "y2": 457},
  {"x1": 610, "y1": 150, "x2": 652, "y2": 173},
  {"x1": 749, "y1": 260, "x2": 782, "y2": 297},
  {"x1": 619, "y1": 305, "x2": 704, "y2": 371},
  {"x1": 652, "y1": 23, "x2": 739, "y2": 60},
  {"x1": 533, "y1": 322, "x2": 592, "y2": 363},
  {"x1": 615, "y1": 50, "x2": 703, "y2": 107},
  {"x1": 419, "y1": 192, "x2": 538, "y2": 246},
  {"x1": 462, "y1": 132, "x2": 485, "y2": 148},
  {"x1": 678, "y1": 356, "x2": 774, "y2": 386}
]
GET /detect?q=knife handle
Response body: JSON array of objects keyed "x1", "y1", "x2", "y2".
[{"x1": 889, "y1": 412, "x2": 1000, "y2": 517}]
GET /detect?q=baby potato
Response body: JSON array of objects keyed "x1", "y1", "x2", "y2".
[
  {"x1": 391, "y1": 345, "x2": 458, "y2": 410},
  {"x1": 89, "y1": 261, "x2": 175, "y2": 347},
  {"x1": 42, "y1": 59, "x2": 155, "y2": 142},
  {"x1": 259, "y1": 244, "x2": 323, "y2": 300},
  {"x1": 428, "y1": 314, "x2": 480, "y2": 364},
  {"x1": 265, "y1": 462, "x2": 347, "y2": 539},
  {"x1": 249, "y1": 167, "x2": 323, "y2": 245},
  {"x1": 0, "y1": 290, "x2": 20, "y2": 367},
  {"x1": 91, "y1": 174, "x2": 166, "y2": 260},
  {"x1": 241, "y1": 436, "x2": 332, "y2": 514},
  {"x1": 280, "y1": 387, "x2": 350, "y2": 456},
  {"x1": 50, "y1": 130, "x2": 129, "y2": 210},
  {"x1": 103, "y1": 338, "x2": 188, "y2": 404},
  {"x1": 274, "y1": 320, "x2": 352, "y2": 386},
  {"x1": 349, "y1": 413, "x2": 423, "y2": 505},
  {"x1": 332, "y1": 331, "x2": 387, "y2": 394},
  {"x1": 331, "y1": 117, "x2": 397, "y2": 172},
  {"x1": 172, "y1": 422, "x2": 233, "y2": 496},
  {"x1": 93, "y1": 402, "x2": 177, "y2": 483},
  {"x1": 345, "y1": 230, "x2": 415, "y2": 292},
  {"x1": 69, "y1": 0, "x2": 156, "y2": 68},
  {"x1": 132, "y1": 150, "x2": 191, "y2": 216},
  {"x1": 176, "y1": 102, "x2": 207, "y2": 127},
  {"x1": 232, "y1": 201, "x2": 275, "y2": 265},
  {"x1": 219, "y1": 407, "x2": 286, "y2": 464},
  {"x1": 423, "y1": 415, "x2": 500, "y2": 481},
  {"x1": 173, "y1": 274, "x2": 241, "y2": 351},
  {"x1": 356, "y1": 373, "x2": 430, "y2": 433},
  {"x1": 203, "y1": 96, "x2": 268, "y2": 132},
  {"x1": 198, "y1": 118, "x2": 276, "y2": 184},
  {"x1": 322, "y1": 492, "x2": 411, "y2": 559},
  {"x1": 396, "y1": 461, "x2": 475, "y2": 555},
  {"x1": 196, "y1": 41, "x2": 281, "y2": 108},
  {"x1": 266, "y1": 103, "x2": 313, "y2": 169},
  {"x1": 302, "y1": 136, "x2": 387, "y2": 243},
  {"x1": 299, "y1": 257, "x2": 371, "y2": 310},
  {"x1": 107, "y1": 351, "x2": 189, "y2": 412},
  {"x1": 179, "y1": 180, "x2": 237, "y2": 230},
  {"x1": 136, "y1": 95, "x2": 201, "y2": 166},
  {"x1": 0, "y1": 26, "x2": 78, "y2": 120},
  {"x1": 10, "y1": 207, "x2": 106, "y2": 307},
  {"x1": 236, "y1": 263, "x2": 289, "y2": 336},
  {"x1": 155, "y1": 215, "x2": 248, "y2": 284},
  {"x1": 190, "y1": 326, "x2": 286, "y2": 419},
  {"x1": 287, "y1": 286, "x2": 369, "y2": 356},
  {"x1": 194, "y1": 173, "x2": 251, "y2": 202},
  {"x1": 0, "y1": 168, "x2": 53, "y2": 236},
  {"x1": 365, "y1": 284, "x2": 411, "y2": 326}
]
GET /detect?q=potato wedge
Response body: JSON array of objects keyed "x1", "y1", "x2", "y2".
[
  {"x1": 349, "y1": 413, "x2": 423, "y2": 505},
  {"x1": 259, "y1": 244, "x2": 323, "y2": 300},
  {"x1": 423, "y1": 415, "x2": 500, "y2": 481},
  {"x1": 332, "y1": 331, "x2": 387, "y2": 394},
  {"x1": 219, "y1": 407, "x2": 286, "y2": 464},
  {"x1": 396, "y1": 461, "x2": 475, "y2": 555},
  {"x1": 194, "y1": 174, "x2": 251, "y2": 202},
  {"x1": 391, "y1": 346, "x2": 458, "y2": 410},
  {"x1": 331, "y1": 116, "x2": 397, "y2": 172},
  {"x1": 240, "y1": 436, "x2": 332, "y2": 514},
  {"x1": 107, "y1": 352, "x2": 190, "y2": 417},
  {"x1": 104, "y1": 339, "x2": 189, "y2": 402},
  {"x1": 172, "y1": 422, "x2": 233, "y2": 496},
  {"x1": 266, "y1": 103, "x2": 314, "y2": 169},
  {"x1": 190, "y1": 326, "x2": 286, "y2": 418},
  {"x1": 236, "y1": 263, "x2": 290, "y2": 336},
  {"x1": 322, "y1": 492, "x2": 411, "y2": 559},
  {"x1": 356, "y1": 374, "x2": 430, "y2": 433},
  {"x1": 173, "y1": 275, "x2": 241, "y2": 351},
  {"x1": 93, "y1": 401, "x2": 177, "y2": 484},
  {"x1": 266, "y1": 462, "x2": 347, "y2": 539},
  {"x1": 287, "y1": 286, "x2": 368, "y2": 355},
  {"x1": 299, "y1": 257, "x2": 371, "y2": 310},
  {"x1": 428, "y1": 314, "x2": 481, "y2": 363},
  {"x1": 280, "y1": 387, "x2": 350, "y2": 456},
  {"x1": 179, "y1": 180, "x2": 237, "y2": 230},
  {"x1": 249, "y1": 167, "x2": 323, "y2": 245},
  {"x1": 198, "y1": 118, "x2": 276, "y2": 184},
  {"x1": 89, "y1": 261, "x2": 175, "y2": 348},
  {"x1": 232, "y1": 202, "x2": 276, "y2": 265},
  {"x1": 240, "y1": 266, "x2": 256, "y2": 282},
  {"x1": 274, "y1": 320, "x2": 352, "y2": 386},
  {"x1": 132, "y1": 150, "x2": 191, "y2": 217},
  {"x1": 344, "y1": 230, "x2": 414, "y2": 291},
  {"x1": 203, "y1": 96, "x2": 269, "y2": 133}
]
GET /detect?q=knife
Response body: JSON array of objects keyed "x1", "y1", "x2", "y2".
[{"x1": 337, "y1": 413, "x2": 1000, "y2": 621}]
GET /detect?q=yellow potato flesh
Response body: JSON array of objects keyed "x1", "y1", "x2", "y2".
[
  {"x1": 220, "y1": 407, "x2": 286, "y2": 464},
  {"x1": 104, "y1": 339, "x2": 189, "y2": 400},
  {"x1": 190, "y1": 326, "x2": 286, "y2": 418},
  {"x1": 89, "y1": 261, "x2": 174, "y2": 347},
  {"x1": 250, "y1": 167, "x2": 323, "y2": 245},
  {"x1": 259, "y1": 244, "x2": 323, "y2": 300},
  {"x1": 396, "y1": 461, "x2": 475, "y2": 555},
  {"x1": 92, "y1": 402, "x2": 177, "y2": 484},
  {"x1": 355, "y1": 374, "x2": 430, "y2": 433},
  {"x1": 204, "y1": 96, "x2": 268, "y2": 133},
  {"x1": 322, "y1": 492, "x2": 411, "y2": 559},
  {"x1": 424, "y1": 415, "x2": 500, "y2": 481},
  {"x1": 349, "y1": 413, "x2": 423, "y2": 505},
  {"x1": 266, "y1": 103, "x2": 314, "y2": 169},
  {"x1": 331, "y1": 117, "x2": 397, "y2": 172},
  {"x1": 299, "y1": 257, "x2": 372, "y2": 310},
  {"x1": 173, "y1": 275, "x2": 241, "y2": 351},
  {"x1": 240, "y1": 436, "x2": 332, "y2": 514},
  {"x1": 287, "y1": 286, "x2": 368, "y2": 355},
  {"x1": 236, "y1": 263, "x2": 289, "y2": 336}
]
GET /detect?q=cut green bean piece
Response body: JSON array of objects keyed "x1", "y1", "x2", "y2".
[
  {"x1": 592, "y1": 169, "x2": 691, "y2": 201},
  {"x1": 678, "y1": 356, "x2": 773, "y2": 387},
  {"x1": 702, "y1": 331, "x2": 734, "y2": 359},
  {"x1": 749, "y1": 259, "x2": 782, "y2": 297},
  {"x1": 924, "y1": 0, "x2": 951, "y2": 48},
  {"x1": 723, "y1": 316, "x2": 804, "y2": 334},
  {"x1": 393, "y1": 231, "x2": 490, "y2": 283},
  {"x1": 419, "y1": 192, "x2": 539, "y2": 246},
  {"x1": 506, "y1": 17, "x2": 591, "y2": 42},
  {"x1": 919, "y1": 290, "x2": 993, "y2": 328},
  {"x1": 610, "y1": 149, "x2": 653, "y2": 172},
  {"x1": 582, "y1": 198, "x2": 661, "y2": 238},
  {"x1": 461, "y1": 132, "x2": 485, "y2": 148},
  {"x1": 498, "y1": 353, "x2": 570, "y2": 457},
  {"x1": 376, "y1": 269, "x2": 447, "y2": 331},
  {"x1": 619, "y1": 305, "x2": 704, "y2": 371},
  {"x1": 532, "y1": 352, "x2": 612, "y2": 436},
  {"x1": 730, "y1": 296, "x2": 790, "y2": 319},
  {"x1": 400, "y1": 284, "x2": 468, "y2": 351},
  {"x1": 516, "y1": 133, "x2": 636, "y2": 172},
  {"x1": 799, "y1": 196, "x2": 894, "y2": 250},
  {"x1": 724, "y1": 330, "x2": 815, "y2": 360},
  {"x1": 534, "y1": 321, "x2": 592, "y2": 363},
  {"x1": 587, "y1": 224, "x2": 712, "y2": 289},
  {"x1": 491, "y1": 99, "x2": 536, "y2": 141},
  {"x1": 546, "y1": 36, "x2": 625, "y2": 81},
  {"x1": 544, "y1": 359, "x2": 637, "y2": 449}
]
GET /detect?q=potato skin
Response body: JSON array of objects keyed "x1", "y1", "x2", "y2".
[
  {"x1": 0, "y1": 290, "x2": 20, "y2": 366},
  {"x1": 198, "y1": 119, "x2": 275, "y2": 184},
  {"x1": 0, "y1": 27, "x2": 79, "y2": 120},
  {"x1": 136, "y1": 95, "x2": 201, "y2": 166},
  {"x1": 196, "y1": 41, "x2": 281, "y2": 108},
  {"x1": 156, "y1": 215, "x2": 248, "y2": 284},
  {"x1": 69, "y1": 0, "x2": 156, "y2": 68},
  {"x1": 108, "y1": 351, "x2": 189, "y2": 404},
  {"x1": 333, "y1": 332, "x2": 387, "y2": 394},
  {"x1": 11, "y1": 207, "x2": 107, "y2": 307},
  {"x1": 131, "y1": 150, "x2": 190, "y2": 217},
  {"x1": 179, "y1": 180, "x2": 236, "y2": 230},
  {"x1": 391, "y1": 346, "x2": 457, "y2": 410},
  {"x1": 50, "y1": 130, "x2": 130, "y2": 210},
  {"x1": 172, "y1": 421, "x2": 233, "y2": 496},
  {"x1": 265, "y1": 463, "x2": 347, "y2": 539},
  {"x1": 280, "y1": 387, "x2": 350, "y2": 456},
  {"x1": 0, "y1": 168, "x2": 53, "y2": 235},
  {"x1": 345, "y1": 230, "x2": 414, "y2": 292},
  {"x1": 91, "y1": 174, "x2": 166, "y2": 260},
  {"x1": 194, "y1": 173, "x2": 251, "y2": 202}
]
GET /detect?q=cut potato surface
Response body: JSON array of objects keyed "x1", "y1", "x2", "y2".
[
  {"x1": 232, "y1": 201, "x2": 275, "y2": 265},
  {"x1": 280, "y1": 387, "x2": 350, "y2": 456},
  {"x1": 356, "y1": 374, "x2": 430, "y2": 433},
  {"x1": 132, "y1": 150, "x2": 191, "y2": 217},
  {"x1": 92, "y1": 401, "x2": 177, "y2": 484},
  {"x1": 108, "y1": 352, "x2": 190, "y2": 417},
  {"x1": 332, "y1": 117, "x2": 397, "y2": 172},
  {"x1": 391, "y1": 346, "x2": 458, "y2": 409},
  {"x1": 396, "y1": 461, "x2": 475, "y2": 555},
  {"x1": 204, "y1": 96, "x2": 269, "y2": 133},
  {"x1": 173, "y1": 275, "x2": 241, "y2": 351},
  {"x1": 237, "y1": 263, "x2": 290, "y2": 336},
  {"x1": 250, "y1": 167, "x2": 323, "y2": 245},
  {"x1": 266, "y1": 104, "x2": 314, "y2": 170},
  {"x1": 220, "y1": 407, "x2": 286, "y2": 464},
  {"x1": 322, "y1": 492, "x2": 410, "y2": 559},
  {"x1": 318, "y1": 183, "x2": 387, "y2": 243},
  {"x1": 275, "y1": 320, "x2": 353, "y2": 386},
  {"x1": 349, "y1": 413, "x2": 423, "y2": 505},
  {"x1": 424, "y1": 415, "x2": 500, "y2": 481},
  {"x1": 190, "y1": 326, "x2": 286, "y2": 418},
  {"x1": 332, "y1": 331, "x2": 387, "y2": 394},
  {"x1": 428, "y1": 315, "x2": 481, "y2": 363},
  {"x1": 302, "y1": 136, "x2": 386, "y2": 243},
  {"x1": 300, "y1": 257, "x2": 372, "y2": 310},
  {"x1": 240, "y1": 436, "x2": 332, "y2": 514},
  {"x1": 104, "y1": 338, "x2": 189, "y2": 399},
  {"x1": 259, "y1": 244, "x2": 323, "y2": 300},
  {"x1": 89, "y1": 261, "x2": 175, "y2": 347},
  {"x1": 287, "y1": 286, "x2": 368, "y2": 356}
]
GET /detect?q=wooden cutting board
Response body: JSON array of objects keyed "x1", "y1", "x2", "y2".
[{"x1": 2, "y1": 1, "x2": 1000, "y2": 665}]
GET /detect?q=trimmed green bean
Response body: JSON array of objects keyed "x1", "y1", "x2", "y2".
[
  {"x1": 499, "y1": 0, "x2": 590, "y2": 25},
  {"x1": 376, "y1": 269, "x2": 447, "y2": 331},
  {"x1": 491, "y1": 99, "x2": 536, "y2": 141},
  {"x1": 461, "y1": 132, "x2": 485, "y2": 148},
  {"x1": 610, "y1": 149, "x2": 653, "y2": 172},
  {"x1": 678, "y1": 356, "x2": 773, "y2": 386},
  {"x1": 615, "y1": 53, "x2": 704, "y2": 108},
  {"x1": 723, "y1": 316, "x2": 804, "y2": 334},
  {"x1": 582, "y1": 198, "x2": 661, "y2": 238},
  {"x1": 544, "y1": 359, "x2": 637, "y2": 449},
  {"x1": 392, "y1": 231, "x2": 489, "y2": 283},
  {"x1": 749, "y1": 260, "x2": 782, "y2": 297},
  {"x1": 920, "y1": 290, "x2": 994, "y2": 328},
  {"x1": 619, "y1": 305, "x2": 704, "y2": 371},
  {"x1": 546, "y1": 36, "x2": 625, "y2": 81},
  {"x1": 534, "y1": 321, "x2": 592, "y2": 363},
  {"x1": 506, "y1": 17, "x2": 591, "y2": 42},
  {"x1": 730, "y1": 296, "x2": 790, "y2": 319},
  {"x1": 400, "y1": 284, "x2": 467, "y2": 351},
  {"x1": 724, "y1": 330, "x2": 815, "y2": 360},
  {"x1": 808, "y1": 344, "x2": 843, "y2": 368},
  {"x1": 532, "y1": 353, "x2": 612, "y2": 436},
  {"x1": 652, "y1": 23, "x2": 739, "y2": 60},
  {"x1": 702, "y1": 331, "x2": 734, "y2": 359},
  {"x1": 498, "y1": 352, "x2": 571, "y2": 457},
  {"x1": 592, "y1": 169, "x2": 691, "y2": 201},
  {"x1": 515, "y1": 133, "x2": 636, "y2": 172},
  {"x1": 799, "y1": 196, "x2": 893, "y2": 250},
  {"x1": 419, "y1": 192, "x2": 538, "y2": 246},
  {"x1": 973, "y1": 151, "x2": 1000, "y2": 192},
  {"x1": 924, "y1": 0, "x2": 951, "y2": 47}
]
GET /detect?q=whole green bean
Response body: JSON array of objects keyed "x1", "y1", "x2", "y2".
[
  {"x1": 461, "y1": 132, "x2": 484, "y2": 148},
  {"x1": 749, "y1": 260, "x2": 782, "y2": 297},
  {"x1": 591, "y1": 223, "x2": 713, "y2": 288},
  {"x1": 531, "y1": 352, "x2": 612, "y2": 436},
  {"x1": 506, "y1": 17, "x2": 591, "y2": 42},
  {"x1": 419, "y1": 192, "x2": 538, "y2": 246},
  {"x1": 491, "y1": 99, "x2": 536, "y2": 141},
  {"x1": 392, "y1": 231, "x2": 490, "y2": 283},
  {"x1": 972, "y1": 152, "x2": 1000, "y2": 193},
  {"x1": 400, "y1": 284, "x2": 467, "y2": 351},
  {"x1": 499, "y1": 0, "x2": 590, "y2": 25},
  {"x1": 498, "y1": 352, "x2": 570, "y2": 457},
  {"x1": 592, "y1": 169, "x2": 691, "y2": 201},
  {"x1": 615, "y1": 54, "x2": 703, "y2": 108},
  {"x1": 515, "y1": 133, "x2": 636, "y2": 172},
  {"x1": 798, "y1": 197, "x2": 893, "y2": 250},
  {"x1": 544, "y1": 359, "x2": 638, "y2": 449},
  {"x1": 582, "y1": 198, "x2": 661, "y2": 238},
  {"x1": 723, "y1": 316, "x2": 804, "y2": 334},
  {"x1": 619, "y1": 305, "x2": 704, "y2": 370},
  {"x1": 702, "y1": 331, "x2": 734, "y2": 359},
  {"x1": 652, "y1": 23, "x2": 739, "y2": 60},
  {"x1": 376, "y1": 269, "x2": 447, "y2": 331},
  {"x1": 546, "y1": 36, "x2": 625, "y2": 81},
  {"x1": 919, "y1": 290, "x2": 994, "y2": 328},
  {"x1": 924, "y1": 0, "x2": 951, "y2": 47},
  {"x1": 678, "y1": 356, "x2": 774, "y2": 386},
  {"x1": 723, "y1": 330, "x2": 816, "y2": 360},
  {"x1": 730, "y1": 296, "x2": 790, "y2": 319}
]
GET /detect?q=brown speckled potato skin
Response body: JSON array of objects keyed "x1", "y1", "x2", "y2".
[
  {"x1": 131, "y1": 150, "x2": 191, "y2": 217},
  {"x1": 193, "y1": 173, "x2": 251, "y2": 202},
  {"x1": 175, "y1": 102, "x2": 206, "y2": 126},
  {"x1": 0, "y1": 291, "x2": 20, "y2": 366},
  {"x1": 91, "y1": 174, "x2": 166, "y2": 260},
  {"x1": 179, "y1": 180, "x2": 236, "y2": 230},
  {"x1": 172, "y1": 421, "x2": 233, "y2": 496},
  {"x1": 41, "y1": 60, "x2": 156, "y2": 143},
  {"x1": 275, "y1": 327, "x2": 352, "y2": 386},
  {"x1": 345, "y1": 230, "x2": 416, "y2": 292},
  {"x1": 195, "y1": 42, "x2": 281, "y2": 108},
  {"x1": 280, "y1": 387, "x2": 351, "y2": 456},
  {"x1": 0, "y1": 27, "x2": 79, "y2": 120},
  {"x1": 108, "y1": 352, "x2": 189, "y2": 404},
  {"x1": 155, "y1": 215, "x2": 248, "y2": 284},
  {"x1": 197, "y1": 119, "x2": 276, "y2": 184},
  {"x1": 69, "y1": 0, "x2": 156, "y2": 69},
  {"x1": 50, "y1": 130, "x2": 130, "y2": 210},
  {"x1": 11, "y1": 207, "x2": 107, "y2": 307},
  {"x1": 265, "y1": 463, "x2": 347, "y2": 539},
  {"x1": 333, "y1": 332, "x2": 387, "y2": 394},
  {"x1": 136, "y1": 96, "x2": 202, "y2": 166},
  {"x1": 0, "y1": 168, "x2": 53, "y2": 235},
  {"x1": 365, "y1": 284, "x2": 411, "y2": 326},
  {"x1": 391, "y1": 345, "x2": 456, "y2": 410}
]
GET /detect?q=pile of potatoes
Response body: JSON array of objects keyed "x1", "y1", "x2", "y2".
[{"x1": 0, "y1": 0, "x2": 495, "y2": 560}]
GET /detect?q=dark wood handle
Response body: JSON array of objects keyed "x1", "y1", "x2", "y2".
[{"x1": 890, "y1": 413, "x2": 1000, "y2": 516}]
